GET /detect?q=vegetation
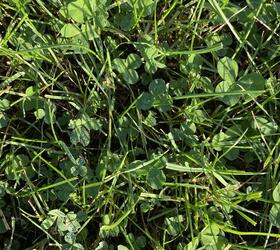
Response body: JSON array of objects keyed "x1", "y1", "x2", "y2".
[{"x1": 0, "y1": 0, "x2": 280, "y2": 249}]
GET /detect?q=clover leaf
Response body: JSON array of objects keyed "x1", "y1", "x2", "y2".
[
  {"x1": 69, "y1": 114, "x2": 102, "y2": 146},
  {"x1": 146, "y1": 168, "x2": 166, "y2": 190},
  {"x1": 112, "y1": 54, "x2": 142, "y2": 85},
  {"x1": 60, "y1": 24, "x2": 81, "y2": 38},
  {"x1": 137, "y1": 92, "x2": 153, "y2": 110},
  {"x1": 149, "y1": 79, "x2": 166, "y2": 96},
  {"x1": 59, "y1": 0, "x2": 109, "y2": 35},
  {"x1": 215, "y1": 80, "x2": 240, "y2": 106},
  {"x1": 270, "y1": 182, "x2": 280, "y2": 228},
  {"x1": 217, "y1": 56, "x2": 238, "y2": 83}
]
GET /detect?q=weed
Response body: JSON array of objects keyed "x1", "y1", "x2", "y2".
[{"x1": 0, "y1": 0, "x2": 280, "y2": 249}]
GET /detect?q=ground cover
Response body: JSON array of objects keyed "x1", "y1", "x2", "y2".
[{"x1": 0, "y1": 0, "x2": 280, "y2": 249}]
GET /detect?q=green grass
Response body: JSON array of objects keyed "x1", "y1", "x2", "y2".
[{"x1": 0, "y1": 0, "x2": 280, "y2": 249}]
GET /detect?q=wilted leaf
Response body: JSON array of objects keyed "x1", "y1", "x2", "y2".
[
  {"x1": 143, "y1": 111, "x2": 157, "y2": 127},
  {"x1": 5, "y1": 154, "x2": 30, "y2": 181},
  {"x1": 64, "y1": 231, "x2": 76, "y2": 244},
  {"x1": 117, "y1": 245, "x2": 129, "y2": 250},
  {"x1": 96, "y1": 241, "x2": 110, "y2": 250},
  {"x1": 44, "y1": 101, "x2": 56, "y2": 125},
  {"x1": 41, "y1": 215, "x2": 57, "y2": 230}
]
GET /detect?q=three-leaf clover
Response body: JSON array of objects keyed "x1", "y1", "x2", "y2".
[
  {"x1": 59, "y1": 0, "x2": 110, "y2": 40},
  {"x1": 69, "y1": 114, "x2": 102, "y2": 146},
  {"x1": 142, "y1": 46, "x2": 166, "y2": 74},
  {"x1": 136, "y1": 35, "x2": 166, "y2": 74},
  {"x1": 114, "y1": 0, "x2": 154, "y2": 31},
  {"x1": 215, "y1": 57, "x2": 265, "y2": 106},
  {"x1": 215, "y1": 56, "x2": 239, "y2": 106},
  {"x1": 137, "y1": 79, "x2": 172, "y2": 111},
  {"x1": 112, "y1": 54, "x2": 142, "y2": 84}
]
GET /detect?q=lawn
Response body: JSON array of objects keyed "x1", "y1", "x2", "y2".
[{"x1": 0, "y1": 0, "x2": 280, "y2": 249}]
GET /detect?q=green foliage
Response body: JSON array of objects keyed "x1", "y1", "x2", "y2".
[
  {"x1": 0, "y1": 112, "x2": 8, "y2": 128},
  {"x1": 136, "y1": 36, "x2": 166, "y2": 74},
  {"x1": 215, "y1": 56, "x2": 239, "y2": 106},
  {"x1": 128, "y1": 234, "x2": 147, "y2": 250},
  {"x1": 270, "y1": 183, "x2": 280, "y2": 228},
  {"x1": 60, "y1": 0, "x2": 110, "y2": 28},
  {"x1": 217, "y1": 56, "x2": 238, "y2": 83},
  {"x1": 180, "y1": 54, "x2": 204, "y2": 75},
  {"x1": 4, "y1": 154, "x2": 33, "y2": 181},
  {"x1": 149, "y1": 79, "x2": 166, "y2": 96},
  {"x1": 238, "y1": 73, "x2": 266, "y2": 96},
  {"x1": 0, "y1": 99, "x2": 10, "y2": 111},
  {"x1": 137, "y1": 92, "x2": 153, "y2": 110},
  {"x1": 34, "y1": 108, "x2": 45, "y2": 120},
  {"x1": 146, "y1": 168, "x2": 166, "y2": 190},
  {"x1": 0, "y1": 0, "x2": 279, "y2": 249},
  {"x1": 251, "y1": 116, "x2": 278, "y2": 135},
  {"x1": 165, "y1": 215, "x2": 184, "y2": 236},
  {"x1": 114, "y1": 0, "x2": 154, "y2": 31},
  {"x1": 60, "y1": 24, "x2": 81, "y2": 38},
  {"x1": 42, "y1": 209, "x2": 84, "y2": 247},
  {"x1": 112, "y1": 54, "x2": 142, "y2": 84},
  {"x1": 215, "y1": 80, "x2": 239, "y2": 106},
  {"x1": 69, "y1": 114, "x2": 102, "y2": 146}
]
